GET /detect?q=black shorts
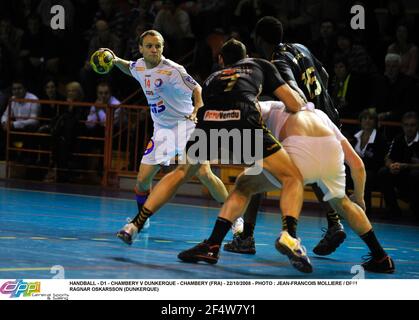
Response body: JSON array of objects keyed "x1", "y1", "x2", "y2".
[{"x1": 186, "y1": 103, "x2": 281, "y2": 164}]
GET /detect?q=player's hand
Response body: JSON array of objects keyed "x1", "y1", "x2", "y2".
[
  {"x1": 185, "y1": 113, "x2": 198, "y2": 123},
  {"x1": 99, "y1": 48, "x2": 117, "y2": 61}
]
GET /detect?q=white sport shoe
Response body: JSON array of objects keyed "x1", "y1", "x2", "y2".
[
  {"x1": 275, "y1": 231, "x2": 313, "y2": 273},
  {"x1": 116, "y1": 222, "x2": 138, "y2": 245},
  {"x1": 231, "y1": 217, "x2": 244, "y2": 235},
  {"x1": 143, "y1": 218, "x2": 150, "y2": 230}
]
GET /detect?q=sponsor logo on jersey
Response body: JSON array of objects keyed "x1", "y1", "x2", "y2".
[
  {"x1": 203, "y1": 110, "x2": 241, "y2": 121},
  {"x1": 144, "y1": 139, "x2": 154, "y2": 155},
  {"x1": 149, "y1": 100, "x2": 166, "y2": 114},
  {"x1": 154, "y1": 78, "x2": 163, "y2": 87},
  {"x1": 145, "y1": 78, "x2": 151, "y2": 89},
  {"x1": 184, "y1": 75, "x2": 197, "y2": 86},
  {"x1": 146, "y1": 91, "x2": 154, "y2": 95},
  {"x1": 135, "y1": 66, "x2": 146, "y2": 72},
  {"x1": 156, "y1": 70, "x2": 172, "y2": 76}
]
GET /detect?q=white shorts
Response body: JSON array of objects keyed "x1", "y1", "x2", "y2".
[
  {"x1": 263, "y1": 135, "x2": 346, "y2": 201},
  {"x1": 141, "y1": 119, "x2": 196, "y2": 166}
]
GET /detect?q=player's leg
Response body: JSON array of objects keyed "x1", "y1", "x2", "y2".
[
  {"x1": 195, "y1": 162, "x2": 228, "y2": 203},
  {"x1": 195, "y1": 163, "x2": 244, "y2": 234},
  {"x1": 177, "y1": 171, "x2": 275, "y2": 264},
  {"x1": 329, "y1": 196, "x2": 395, "y2": 273},
  {"x1": 262, "y1": 148, "x2": 304, "y2": 237},
  {"x1": 142, "y1": 162, "x2": 202, "y2": 213},
  {"x1": 224, "y1": 193, "x2": 262, "y2": 254},
  {"x1": 312, "y1": 184, "x2": 347, "y2": 256},
  {"x1": 262, "y1": 149, "x2": 312, "y2": 273},
  {"x1": 116, "y1": 163, "x2": 160, "y2": 245}
]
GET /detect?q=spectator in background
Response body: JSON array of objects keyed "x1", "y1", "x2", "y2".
[
  {"x1": 374, "y1": 53, "x2": 417, "y2": 121},
  {"x1": 335, "y1": 29, "x2": 377, "y2": 77},
  {"x1": 330, "y1": 55, "x2": 368, "y2": 119},
  {"x1": 1, "y1": 80, "x2": 40, "y2": 163},
  {"x1": 0, "y1": 17, "x2": 23, "y2": 77},
  {"x1": 1, "y1": 80, "x2": 40, "y2": 132},
  {"x1": 47, "y1": 81, "x2": 84, "y2": 182},
  {"x1": 81, "y1": 20, "x2": 122, "y2": 100},
  {"x1": 124, "y1": 22, "x2": 146, "y2": 61},
  {"x1": 381, "y1": 0, "x2": 408, "y2": 46},
  {"x1": 310, "y1": 19, "x2": 338, "y2": 74},
  {"x1": 86, "y1": 81, "x2": 124, "y2": 133},
  {"x1": 153, "y1": 0, "x2": 195, "y2": 59},
  {"x1": 387, "y1": 24, "x2": 418, "y2": 77},
  {"x1": 378, "y1": 112, "x2": 419, "y2": 218},
  {"x1": 38, "y1": 77, "x2": 65, "y2": 132},
  {"x1": 351, "y1": 109, "x2": 388, "y2": 215},
  {"x1": 90, "y1": 0, "x2": 126, "y2": 40},
  {"x1": 19, "y1": 14, "x2": 62, "y2": 90}
]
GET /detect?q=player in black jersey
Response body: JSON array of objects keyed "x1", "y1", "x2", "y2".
[
  {"x1": 177, "y1": 39, "x2": 314, "y2": 273},
  {"x1": 224, "y1": 16, "x2": 347, "y2": 257}
]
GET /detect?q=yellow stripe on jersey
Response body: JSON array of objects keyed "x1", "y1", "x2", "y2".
[{"x1": 156, "y1": 70, "x2": 172, "y2": 76}]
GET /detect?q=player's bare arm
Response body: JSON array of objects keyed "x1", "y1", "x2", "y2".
[
  {"x1": 273, "y1": 83, "x2": 305, "y2": 113},
  {"x1": 341, "y1": 139, "x2": 366, "y2": 210}
]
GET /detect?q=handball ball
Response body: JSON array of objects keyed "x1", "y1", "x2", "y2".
[{"x1": 90, "y1": 50, "x2": 114, "y2": 74}]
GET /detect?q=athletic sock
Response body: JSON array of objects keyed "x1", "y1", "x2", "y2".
[
  {"x1": 207, "y1": 217, "x2": 232, "y2": 246},
  {"x1": 326, "y1": 211, "x2": 341, "y2": 228},
  {"x1": 132, "y1": 206, "x2": 153, "y2": 229},
  {"x1": 360, "y1": 229, "x2": 387, "y2": 260},
  {"x1": 241, "y1": 222, "x2": 255, "y2": 239},
  {"x1": 134, "y1": 186, "x2": 150, "y2": 213},
  {"x1": 282, "y1": 215, "x2": 298, "y2": 239}
]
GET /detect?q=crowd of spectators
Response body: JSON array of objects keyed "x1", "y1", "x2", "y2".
[{"x1": 0, "y1": 0, "x2": 418, "y2": 218}]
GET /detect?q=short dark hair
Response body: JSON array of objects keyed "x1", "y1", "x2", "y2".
[
  {"x1": 220, "y1": 39, "x2": 247, "y2": 66},
  {"x1": 138, "y1": 29, "x2": 164, "y2": 46},
  {"x1": 402, "y1": 111, "x2": 418, "y2": 123},
  {"x1": 358, "y1": 108, "x2": 378, "y2": 123},
  {"x1": 254, "y1": 16, "x2": 283, "y2": 44}
]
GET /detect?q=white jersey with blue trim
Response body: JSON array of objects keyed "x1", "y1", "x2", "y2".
[{"x1": 129, "y1": 57, "x2": 198, "y2": 128}]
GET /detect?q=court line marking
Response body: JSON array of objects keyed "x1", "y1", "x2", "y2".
[
  {"x1": 0, "y1": 267, "x2": 52, "y2": 272},
  {"x1": 3, "y1": 186, "x2": 419, "y2": 229}
]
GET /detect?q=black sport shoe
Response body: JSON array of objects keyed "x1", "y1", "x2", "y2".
[
  {"x1": 224, "y1": 234, "x2": 256, "y2": 254},
  {"x1": 362, "y1": 254, "x2": 395, "y2": 274},
  {"x1": 178, "y1": 240, "x2": 220, "y2": 264},
  {"x1": 312, "y1": 224, "x2": 346, "y2": 256}
]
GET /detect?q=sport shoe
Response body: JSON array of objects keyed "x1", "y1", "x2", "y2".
[
  {"x1": 178, "y1": 240, "x2": 220, "y2": 264},
  {"x1": 312, "y1": 223, "x2": 346, "y2": 256},
  {"x1": 116, "y1": 222, "x2": 138, "y2": 245},
  {"x1": 143, "y1": 218, "x2": 150, "y2": 230},
  {"x1": 231, "y1": 217, "x2": 244, "y2": 235},
  {"x1": 275, "y1": 231, "x2": 313, "y2": 273},
  {"x1": 362, "y1": 254, "x2": 395, "y2": 274},
  {"x1": 224, "y1": 234, "x2": 256, "y2": 254}
]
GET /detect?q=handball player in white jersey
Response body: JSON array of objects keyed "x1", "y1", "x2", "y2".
[
  {"x1": 101, "y1": 30, "x2": 233, "y2": 245},
  {"x1": 247, "y1": 101, "x2": 394, "y2": 273}
]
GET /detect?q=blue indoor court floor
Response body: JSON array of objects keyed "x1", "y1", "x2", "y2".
[{"x1": 1, "y1": 185, "x2": 419, "y2": 279}]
